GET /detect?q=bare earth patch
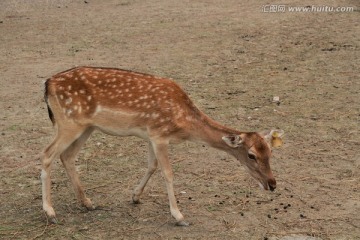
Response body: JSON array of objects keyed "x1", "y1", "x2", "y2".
[{"x1": 0, "y1": 0, "x2": 359, "y2": 239}]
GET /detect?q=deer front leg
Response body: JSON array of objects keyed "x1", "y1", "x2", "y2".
[
  {"x1": 132, "y1": 142, "x2": 158, "y2": 203},
  {"x1": 151, "y1": 142, "x2": 189, "y2": 226}
]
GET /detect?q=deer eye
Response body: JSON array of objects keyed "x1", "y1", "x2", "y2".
[{"x1": 248, "y1": 153, "x2": 257, "y2": 160}]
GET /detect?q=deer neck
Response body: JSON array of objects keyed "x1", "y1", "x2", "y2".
[{"x1": 189, "y1": 114, "x2": 242, "y2": 151}]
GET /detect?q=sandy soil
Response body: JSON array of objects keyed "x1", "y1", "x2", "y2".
[{"x1": 0, "y1": 0, "x2": 359, "y2": 239}]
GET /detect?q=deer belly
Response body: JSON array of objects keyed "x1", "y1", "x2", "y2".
[
  {"x1": 96, "y1": 125, "x2": 149, "y2": 139},
  {"x1": 91, "y1": 106, "x2": 149, "y2": 139}
]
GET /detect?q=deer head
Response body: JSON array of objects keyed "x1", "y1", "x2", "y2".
[{"x1": 222, "y1": 129, "x2": 284, "y2": 191}]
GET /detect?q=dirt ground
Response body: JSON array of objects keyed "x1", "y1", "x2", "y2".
[{"x1": 0, "y1": 0, "x2": 359, "y2": 239}]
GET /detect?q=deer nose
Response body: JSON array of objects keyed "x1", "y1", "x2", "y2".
[{"x1": 268, "y1": 179, "x2": 277, "y2": 192}]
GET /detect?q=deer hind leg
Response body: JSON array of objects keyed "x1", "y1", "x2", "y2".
[
  {"x1": 41, "y1": 126, "x2": 87, "y2": 223},
  {"x1": 60, "y1": 127, "x2": 94, "y2": 210},
  {"x1": 151, "y1": 142, "x2": 189, "y2": 226},
  {"x1": 132, "y1": 142, "x2": 158, "y2": 204}
]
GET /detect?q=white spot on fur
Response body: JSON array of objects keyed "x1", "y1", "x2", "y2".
[
  {"x1": 152, "y1": 113, "x2": 160, "y2": 119},
  {"x1": 66, "y1": 109, "x2": 73, "y2": 116},
  {"x1": 162, "y1": 127, "x2": 169, "y2": 133},
  {"x1": 94, "y1": 105, "x2": 102, "y2": 115},
  {"x1": 65, "y1": 97, "x2": 72, "y2": 105},
  {"x1": 186, "y1": 116, "x2": 193, "y2": 121}
]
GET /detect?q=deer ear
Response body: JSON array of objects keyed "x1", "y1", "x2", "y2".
[
  {"x1": 222, "y1": 135, "x2": 243, "y2": 148},
  {"x1": 263, "y1": 129, "x2": 284, "y2": 148}
]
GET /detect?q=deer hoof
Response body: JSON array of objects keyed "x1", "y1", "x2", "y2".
[
  {"x1": 86, "y1": 205, "x2": 96, "y2": 211},
  {"x1": 49, "y1": 216, "x2": 58, "y2": 224},
  {"x1": 175, "y1": 220, "x2": 190, "y2": 227},
  {"x1": 132, "y1": 195, "x2": 141, "y2": 204}
]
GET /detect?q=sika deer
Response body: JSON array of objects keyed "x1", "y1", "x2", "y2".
[{"x1": 42, "y1": 66, "x2": 284, "y2": 226}]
